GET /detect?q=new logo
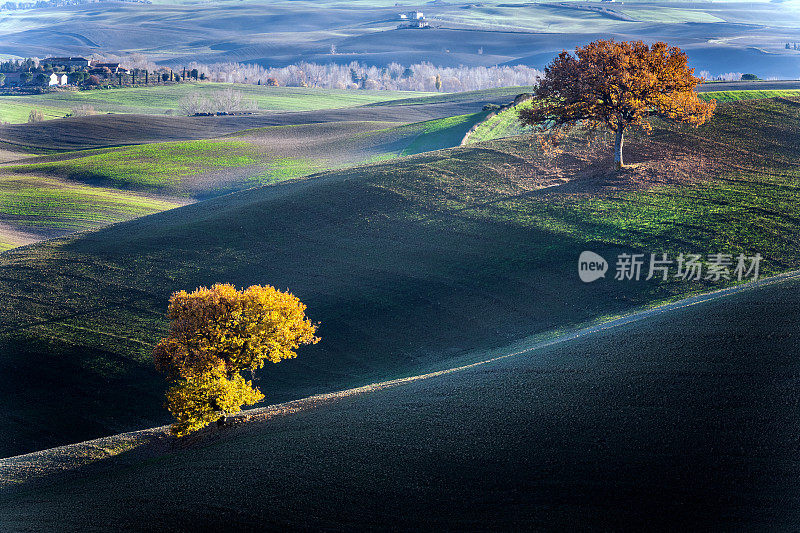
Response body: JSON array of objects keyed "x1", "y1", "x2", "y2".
[{"x1": 578, "y1": 251, "x2": 608, "y2": 283}]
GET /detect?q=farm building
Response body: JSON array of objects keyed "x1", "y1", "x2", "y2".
[
  {"x1": 1, "y1": 72, "x2": 23, "y2": 85},
  {"x1": 43, "y1": 57, "x2": 91, "y2": 69},
  {"x1": 399, "y1": 10, "x2": 429, "y2": 28},
  {"x1": 48, "y1": 73, "x2": 68, "y2": 86},
  {"x1": 90, "y1": 61, "x2": 124, "y2": 74}
]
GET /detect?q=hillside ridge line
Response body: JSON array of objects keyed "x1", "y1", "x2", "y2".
[{"x1": 2, "y1": 268, "x2": 799, "y2": 487}]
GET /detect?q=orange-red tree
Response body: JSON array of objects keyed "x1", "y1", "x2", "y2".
[
  {"x1": 154, "y1": 283, "x2": 319, "y2": 436},
  {"x1": 519, "y1": 39, "x2": 716, "y2": 169}
]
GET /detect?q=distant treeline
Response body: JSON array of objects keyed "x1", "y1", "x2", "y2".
[
  {"x1": 183, "y1": 61, "x2": 780, "y2": 91},
  {"x1": 698, "y1": 71, "x2": 776, "y2": 82},
  {"x1": 2, "y1": 52, "x2": 776, "y2": 93},
  {"x1": 183, "y1": 61, "x2": 546, "y2": 92}
]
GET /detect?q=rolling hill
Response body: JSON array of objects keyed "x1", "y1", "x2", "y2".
[
  {"x1": 465, "y1": 88, "x2": 800, "y2": 145},
  {"x1": 0, "y1": 83, "x2": 439, "y2": 124},
  {"x1": 0, "y1": 84, "x2": 792, "y2": 251},
  {"x1": 0, "y1": 86, "x2": 523, "y2": 151},
  {"x1": 2, "y1": 267, "x2": 798, "y2": 530},
  {"x1": 0, "y1": 97, "x2": 798, "y2": 458},
  {"x1": 0, "y1": 87, "x2": 517, "y2": 250},
  {"x1": 0, "y1": 110, "x2": 490, "y2": 249}
]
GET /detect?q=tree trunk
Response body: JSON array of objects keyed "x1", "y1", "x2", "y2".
[{"x1": 614, "y1": 128, "x2": 625, "y2": 170}]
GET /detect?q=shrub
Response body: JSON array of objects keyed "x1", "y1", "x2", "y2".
[
  {"x1": 70, "y1": 104, "x2": 96, "y2": 117},
  {"x1": 27, "y1": 109, "x2": 44, "y2": 123}
]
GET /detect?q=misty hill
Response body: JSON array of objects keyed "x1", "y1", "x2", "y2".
[{"x1": 0, "y1": 1, "x2": 798, "y2": 77}]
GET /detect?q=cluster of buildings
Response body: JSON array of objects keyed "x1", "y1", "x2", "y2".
[
  {"x1": 43, "y1": 57, "x2": 127, "y2": 74},
  {"x1": 1, "y1": 57, "x2": 173, "y2": 87},
  {"x1": 398, "y1": 10, "x2": 429, "y2": 29},
  {"x1": 1, "y1": 57, "x2": 126, "y2": 86}
]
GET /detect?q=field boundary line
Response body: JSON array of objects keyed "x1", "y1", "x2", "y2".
[{"x1": 2, "y1": 268, "x2": 799, "y2": 479}]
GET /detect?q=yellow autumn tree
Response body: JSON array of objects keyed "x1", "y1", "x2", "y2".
[
  {"x1": 519, "y1": 39, "x2": 716, "y2": 169},
  {"x1": 154, "y1": 283, "x2": 319, "y2": 436}
]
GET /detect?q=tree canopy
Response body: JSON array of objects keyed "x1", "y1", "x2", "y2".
[
  {"x1": 154, "y1": 283, "x2": 319, "y2": 436},
  {"x1": 519, "y1": 39, "x2": 716, "y2": 169}
]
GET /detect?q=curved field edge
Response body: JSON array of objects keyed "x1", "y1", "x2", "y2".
[
  {"x1": 0, "y1": 115, "x2": 486, "y2": 248},
  {"x1": 0, "y1": 97, "x2": 798, "y2": 457},
  {"x1": 6, "y1": 267, "x2": 798, "y2": 480},
  {"x1": 3, "y1": 270, "x2": 799, "y2": 531},
  {"x1": 3, "y1": 115, "x2": 488, "y2": 192},
  {"x1": 0, "y1": 175, "x2": 184, "y2": 250}
]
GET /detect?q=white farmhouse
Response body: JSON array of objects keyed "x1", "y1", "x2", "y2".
[
  {"x1": 48, "y1": 73, "x2": 68, "y2": 86},
  {"x1": 399, "y1": 10, "x2": 429, "y2": 28}
]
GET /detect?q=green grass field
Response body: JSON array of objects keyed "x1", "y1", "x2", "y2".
[
  {"x1": 0, "y1": 114, "x2": 489, "y2": 245},
  {"x1": 0, "y1": 84, "x2": 438, "y2": 123},
  {"x1": 465, "y1": 89, "x2": 800, "y2": 145},
  {"x1": 700, "y1": 89, "x2": 800, "y2": 102},
  {"x1": 3, "y1": 83, "x2": 794, "y2": 127},
  {"x1": 465, "y1": 99, "x2": 534, "y2": 144},
  {"x1": 14, "y1": 140, "x2": 265, "y2": 191},
  {"x1": 0, "y1": 174, "x2": 182, "y2": 250},
  {"x1": 0, "y1": 97, "x2": 799, "y2": 458},
  {"x1": 401, "y1": 112, "x2": 489, "y2": 155},
  {"x1": 0, "y1": 101, "x2": 68, "y2": 124},
  {"x1": 7, "y1": 115, "x2": 486, "y2": 195}
]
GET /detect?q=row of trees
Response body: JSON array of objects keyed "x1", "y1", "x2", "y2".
[
  {"x1": 697, "y1": 71, "x2": 772, "y2": 82},
  {"x1": 158, "y1": 60, "x2": 771, "y2": 92},
  {"x1": 2, "y1": 53, "x2": 773, "y2": 93},
  {"x1": 0, "y1": 58, "x2": 39, "y2": 72},
  {"x1": 182, "y1": 60, "x2": 546, "y2": 92}
]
